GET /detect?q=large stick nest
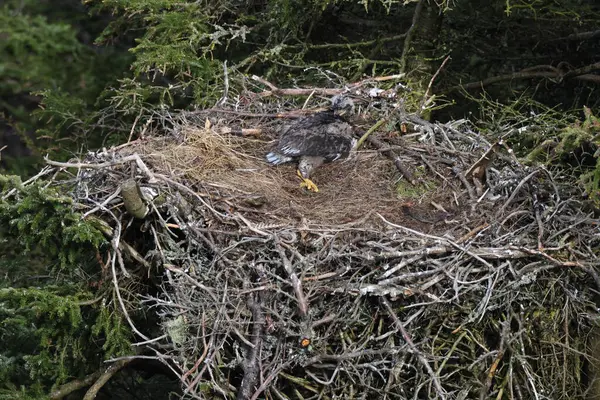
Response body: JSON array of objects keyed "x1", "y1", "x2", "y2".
[{"x1": 44, "y1": 78, "x2": 600, "y2": 399}]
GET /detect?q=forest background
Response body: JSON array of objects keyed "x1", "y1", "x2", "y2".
[{"x1": 1, "y1": 0, "x2": 600, "y2": 398}]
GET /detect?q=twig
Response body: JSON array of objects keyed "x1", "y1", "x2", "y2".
[
  {"x1": 377, "y1": 213, "x2": 495, "y2": 268},
  {"x1": 182, "y1": 312, "x2": 211, "y2": 388},
  {"x1": 164, "y1": 264, "x2": 219, "y2": 303},
  {"x1": 275, "y1": 241, "x2": 309, "y2": 317},
  {"x1": 106, "y1": 213, "x2": 151, "y2": 341},
  {"x1": 44, "y1": 154, "x2": 139, "y2": 170},
  {"x1": 367, "y1": 135, "x2": 416, "y2": 185},
  {"x1": 82, "y1": 187, "x2": 122, "y2": 219},
  {"x1": 381, "y1": 297, "x2": 447, "y2": 399},
  {"x1": 91, "y1": 216, "x2": 152, "y2": 271},
  {"x1": 252, "y1": 75, "x2": 279, "y2": 91},
  {"x1": 218, "y1": 60, "x2": 229, "y2": 106},
  {"x1": 154, "y1": 174, "x2": 225, "y2": 218},
  {"x1": 250, "y1": 360, "x2": 295, "y2": 400},
  {"x1": 356, "y1": 119, "x2": 386, "y2": 149},
  {"x1": 253, "y1": 87, "x2": 342, "y2": 99},
  {"x1": 127, "y1": 109, "x2": 143, "y2": 143},
  {"x1": 511, "y1": 246, "x2": 583, "y2": 267},
  {"x1": 237, "y1": 294, "x2": 265, "y2": 400},
  {"x1": 465, "y1": 140, "x2": 503, "y2": 179},
  {"x1": 497, "y1": 169, "x2": 540, "y2": 216},
  {"x1": 453, "y1": 166, "x2": 477, "y2": 202},
  {"x1": 218, "y1": 126, "x2": 262, "y2": 136},
  {"x1": 250, "y1": 73, "x2": 405, "y2": 99},
  {"x1": 420, "y1": 55, "x2": 451, "y2": 113}
]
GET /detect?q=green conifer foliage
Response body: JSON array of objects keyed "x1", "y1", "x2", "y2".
[
  {"x1": 0, "y1": 176, "x2": 132, "y2": 396},
  {"x1": 0, "y1": 1, "x2": 133, "y2": 175}
]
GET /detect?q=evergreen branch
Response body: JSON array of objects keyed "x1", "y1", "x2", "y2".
[{"x1": 1, "y1": 166, "x2": 55, "y2": 200}]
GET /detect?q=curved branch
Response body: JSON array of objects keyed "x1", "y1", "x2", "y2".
[
  {"x1": 275, "y1": 241, "x2": 308, "y2": 317},
  {"x1": 83, "y1": 359, "x2": 133, "y2": 400},
  {"x1": 443, "y1": 62, "x2": 600, "y2": 94},
  {"x1": 49, "y1": 358, "x2": 132, "y2": 400},
  {"x1": 50, "y1": 372, "x2": 102, "y2": 399}
]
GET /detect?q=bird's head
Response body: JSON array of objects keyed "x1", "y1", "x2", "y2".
[{"x1": 330, "y1": 95, "x2": 355, "y2": 117}]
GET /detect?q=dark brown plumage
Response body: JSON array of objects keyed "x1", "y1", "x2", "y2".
[{"x1": 266, "y1": 96, "x2": 357, "y2": 192}]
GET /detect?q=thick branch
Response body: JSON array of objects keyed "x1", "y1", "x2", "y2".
[
  {"x1": 83, "y1": 359, "x2": 133, "y2": 400},
  {"x1": 50, "y1": 371, "x2": 102, "y2": 399},
  {"x1": 400, "y1": 0, "x2": 425, "y2": 74},
  {"x1": 50, "y1": 359, "x2": 132, "y2": 400}
]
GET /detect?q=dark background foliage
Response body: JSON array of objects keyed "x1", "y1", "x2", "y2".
[{"x1": 2, "y1": 0, "x2": 599, "y2": 175}]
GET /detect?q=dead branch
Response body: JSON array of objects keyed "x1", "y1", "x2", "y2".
[
  {"x1": 443, "y1": 61, "x2": 600, "y2": 94},
  {"x1": 381, "y1": 297, "x2": 447, "y2": 399},
  {"x1": 49, "y1": 371, "x2": 103, "y2": 399},
  {"x1": 276, "y1": 241, "x2": 309, "y2": 317},
  {"x1": 420, "y1": 55, "x2": 451, "y2": 113},
  {"x1": 237, "y1": 294, "x2": 265, "y2": 400},
  {"x1": 367, "y1": 135, "x2": 417, "y2": 184},
  {"x1": 82, "y1": 359, "x2": 133, "y2": 400},
  {"x1": 250, "y1": 73, "x2": 406, "y2": 99}
]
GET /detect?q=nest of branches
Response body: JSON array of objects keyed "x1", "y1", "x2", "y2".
[{"x1": 45, "y1": 77, "x2": 600, "y2": 399}]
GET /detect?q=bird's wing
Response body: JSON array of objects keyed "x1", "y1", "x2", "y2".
[{"x1": 277, "y1": 114, "x2": 355, "y2": 158}]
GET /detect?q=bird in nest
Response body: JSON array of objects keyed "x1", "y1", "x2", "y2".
[{"x1": 266, "y1": 95, "x2": 358, "y2": 192}]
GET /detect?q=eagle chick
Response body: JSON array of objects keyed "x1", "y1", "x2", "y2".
[{"x1": 266, "y1": 95, "x2": 357, "y2": 192}]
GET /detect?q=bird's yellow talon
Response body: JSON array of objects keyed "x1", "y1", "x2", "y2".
[
  {"x1": 300, "y1": 178, "x2": 319, "y2": 192},
  {"x1": 297, "y1": 170, "x2": 319, "y2": 192}
]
